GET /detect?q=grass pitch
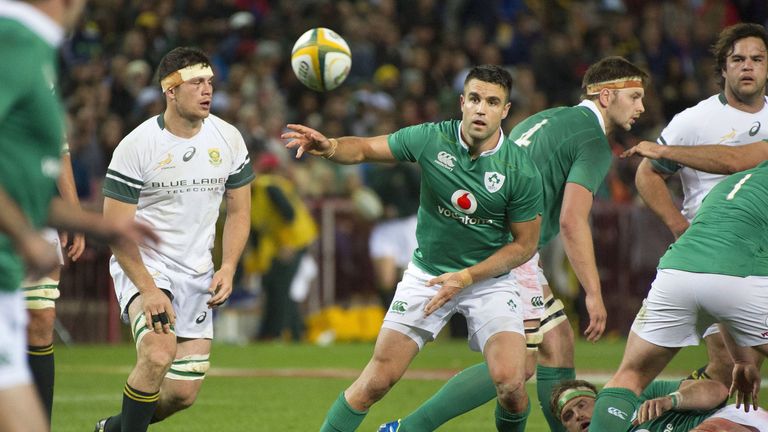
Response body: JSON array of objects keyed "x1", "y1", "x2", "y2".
[{"x1": 53, "y1": 338, "x2": 761, "y2": 431}]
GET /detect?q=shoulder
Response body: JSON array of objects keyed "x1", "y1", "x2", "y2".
[
  {"x1": 204, "y1": 114, "x2": 245, "y2": 145},
  {"x1": 115, "y1": 116, "x2": 161, "y2": 152},
  {"x1": 669, "y1": 94, "x2": 724, "y2": 124}
]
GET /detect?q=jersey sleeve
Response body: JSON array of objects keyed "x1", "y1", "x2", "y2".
[
  {"x1": 506, "y1": 161, "x2": 544, "y2": 223},
  {"x1": 388, "y1": 123, "x2": 434, "y2": 163},
  {"x1": 0, "y1": 35, "x2": 36, "y2": 122},
  {"x1": 566, "y1": 138, "x2": 612, "y2": 193},
  {"x1": 103, "y1": 138, "x2": 144, "y2": 204},
  {"x1": 226, "y1": 131, "x2": 255, "y2": 188}
]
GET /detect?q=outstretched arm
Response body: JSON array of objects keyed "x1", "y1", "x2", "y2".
[
  {"x1": 635, "y1": 158, "x2": 689, "y2": 239},
  {"x1": 559, "y1": 182, "x2": 605, "y2": 342},
  {"x1": 622, "y1": 140, "x2": 768, "y2": 174},
  {"x1": 282, "y1": 123, "x2": 396, "y2": 164}
]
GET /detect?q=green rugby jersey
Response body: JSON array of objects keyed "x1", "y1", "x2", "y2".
[
  {"x1": 0, "y1": 6, "x2": 64, "y2": 292},
  {"x1": 629, "y1": 380, "x2": 719, "y2": 431},
  {"x1": 388, "y1": 120, "x2": 543, "y2": 275},
  {"x1": 508, "y1": 102, "x2": 611, "y2": 247},
  {"x1": 658, "y1": 161, "x2": 768, "y2": 277}
]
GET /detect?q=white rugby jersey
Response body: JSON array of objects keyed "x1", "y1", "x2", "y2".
[
  {"x1": 653, "y1": 93, "x2": 768, "y2": 221},
  {"x1": 103, "y1": 114, "x2": 254, "y2": 275}
]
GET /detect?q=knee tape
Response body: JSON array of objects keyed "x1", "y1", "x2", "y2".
[
  {"x1": 166, "y1": 354, "x2": 210, "y2": 381},
  {"x1": 131, "y1": 313, "x2": 175, "y2": 349},
  {"x1": 525, "y1": 323, "x2": 543, "y2": 351},
  {"x1": 23, "y1": 277, "x2": 60, "y2": 309},
  {"x1": 540, "y1": 296, "x2": 568, "y2": 335}
]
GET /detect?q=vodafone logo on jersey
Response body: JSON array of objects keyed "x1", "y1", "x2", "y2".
[{"x1": 451, "y1": 190, "x2": 477, "y2": 214}]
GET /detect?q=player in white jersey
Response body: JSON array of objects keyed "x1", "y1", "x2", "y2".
[
  {"x1": 626, "y1": 23, "x2": 768, "y2": 388},
  {"x1": 285, "y1": 65, "x2": 543, "y2": 432},
  {"x1": 95, "y1": 47, "x2": 253, "y2": 432},
  {"x1": 22, "y1": 142, "x2": 85, "y2": 424}
]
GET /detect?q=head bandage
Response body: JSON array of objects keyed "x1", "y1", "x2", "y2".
[
  {"x1": 160, "y1": 63, "x2": 214, "y2": 92},
  {"x1": 557, "y1": 387, "x2": 597, "y2": 417},
  {"x1": 586, "y1": 76, "x2": 644, "y2": 95}
]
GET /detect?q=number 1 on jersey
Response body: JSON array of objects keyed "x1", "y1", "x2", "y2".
[{"x1": 514, "y1": 119, "x2": 548, "y2": 147}]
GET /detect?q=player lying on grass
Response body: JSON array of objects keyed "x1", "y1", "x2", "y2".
[{"x1": 553, "y1": 378, "x2": 768, "y2": 432}]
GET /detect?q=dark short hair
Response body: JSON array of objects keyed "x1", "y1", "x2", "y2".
[
  {"x1": 581, "y1": 56, "x2": 649, "y2": 99},
  {"x1": 463, "y1": 65, "x2": 514, "y2": 102},
  {"x1": 712, "y1": 23, "x2": 768, "y2": 87},
  {"x1": 550, "y1": 379, "x2": 598, "y2": 422},
  {"x1": 156, "y1": 47, "x2": 212, "y2": 84}
]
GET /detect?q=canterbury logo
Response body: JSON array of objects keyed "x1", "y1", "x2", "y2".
[
  {"x1": 389, "y1": 300, "x2": 407, "y2": 313},
  {"x1": 435, "y1": 151, "x2": 456, "y2": 170},
  {"x1": 607, "y1": 407, "x2": 627, "y2": 420},
  {"x1": 531, "y1": 296, "x2": 544, "y2": 307}
]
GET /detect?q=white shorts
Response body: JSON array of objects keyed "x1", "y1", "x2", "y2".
[
  {"x1": 110, "y1": 257, "x2": 214, "y2": 339},
  {"x1": 708, "y1": 405, "x2": 768, "y2": 431},
  {"x1": 511, "y1": 252, "x2": 546, "y2": 321},
  {"x1": 0, "y1": 291, "x2": 32, "y2": 390},
  {"x1": 382, "y1": 262, "x2": 525, "y2": 353},
  {"x1": 632, "y1": 269, "x2": 768, "y2": 348},
  {"x1": 369, "y1": 215, "x2": 418, "y2": 268}
]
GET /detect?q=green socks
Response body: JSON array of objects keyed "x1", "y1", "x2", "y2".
[
  {"x1": 536, "y1": 365, "x2": 574, "y2": 432},
  {"x1": 401, "y1": 362, "x2": 496, "y2": 431},
  {"x1": 495, "y1": 399, "x2": 530, "y2": 432},
  {"x1": 589, "y1": 387, "x2": 640, "y2": 432},
  {"x1": 320, "y1": 392, "x2": 367, "y2": 432},
  {"x1": 28, "y1": 344, "x2": 55, "y2": 423}
]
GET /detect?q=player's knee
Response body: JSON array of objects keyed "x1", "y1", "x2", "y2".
[
  {"x1": 26, "y1": 309, "x2": 56, "y2": 344},
  {"x1": 164, "y1": 388, "x2": 199, "y2": 413},
  {"x1": 138, "y1": 347, "x2": 176, "y2": 375},
  {"x1": 495, "y1": 377, "x2": 528, "y2": 412}
]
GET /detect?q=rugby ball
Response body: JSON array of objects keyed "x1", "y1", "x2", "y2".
[{"x1": 291, "y1": 27, "x2": 351, "y2": 92}]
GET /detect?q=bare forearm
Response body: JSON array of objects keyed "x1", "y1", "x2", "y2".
[
  {"x1": 220, "y1": 209, "x2": 250, "y2": 272},
  {"x1": 635, "y1": 162, "x2": 688, "y2": 235},
  {"x1": 57, "y1": 153, "x2": 81, "y2": 207},
  {"x1": 466, "y1": 240, "x2": 537, "y2": 284},
  {"x1": 676, "y1": 380, "x2": 729, "y2": 410},
  {"x1": 560, "y1": 218, "x2": 600, "y2": 297},
  {"x1": 111, "y1": 243, "x2": 157, "y2": 294},
  {"x1": 659, "y1": 145, "x2": 751, "y2": 174}
]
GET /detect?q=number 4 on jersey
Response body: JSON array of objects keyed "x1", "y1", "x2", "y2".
[{"x1": 514, "y1": 119, "x2": 548, "y2": 147}]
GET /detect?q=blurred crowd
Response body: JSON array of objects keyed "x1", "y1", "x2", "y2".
[{"x1": 61, "y1": 0, "x2": 768, "y2": 209}]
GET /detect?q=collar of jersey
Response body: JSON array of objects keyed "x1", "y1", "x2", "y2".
[
  {"x1": 0, "y1": 0, "x2": 63, "y2": 48},
  {"x1": 456, "y1": 121, "x2": 505, "y2": 157},
  {"x1": 577, "y1": 99, "x2": 606, "y2": 135}
]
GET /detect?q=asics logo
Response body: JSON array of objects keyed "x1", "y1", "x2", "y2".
[
  {"x1": 196, "y1": 312, "x2": 207, "y2": 324},
  {"x1": 183, "y1": 147, "x2": 197, "y2": 162},
  {"x1": 435, "y1": 151, "x2": 456, "y2": 170},
  {"x1": 749, "y1": 121, "x2": 761, "y2": 136}
]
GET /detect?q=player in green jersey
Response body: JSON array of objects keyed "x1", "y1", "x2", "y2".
[
  {"x1": 554, "y1": 378, "x2": 768, "y2": 432},
  {"x1": 377, "y1": 56, "x2": 649, "y2": 432},
  {"x1": 589, "y1": 162, "x2": 768, "y2": 432},
  {"x1": 0, "y1": 2, "x2": 157, "y2": 432},
  {"x1": 284, "y1": 65, "x2": 543, "y2": 431}
]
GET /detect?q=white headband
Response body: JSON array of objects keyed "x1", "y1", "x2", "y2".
[{"x1": 160, "y1": 63, "x2": 214, "y2": 92}]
